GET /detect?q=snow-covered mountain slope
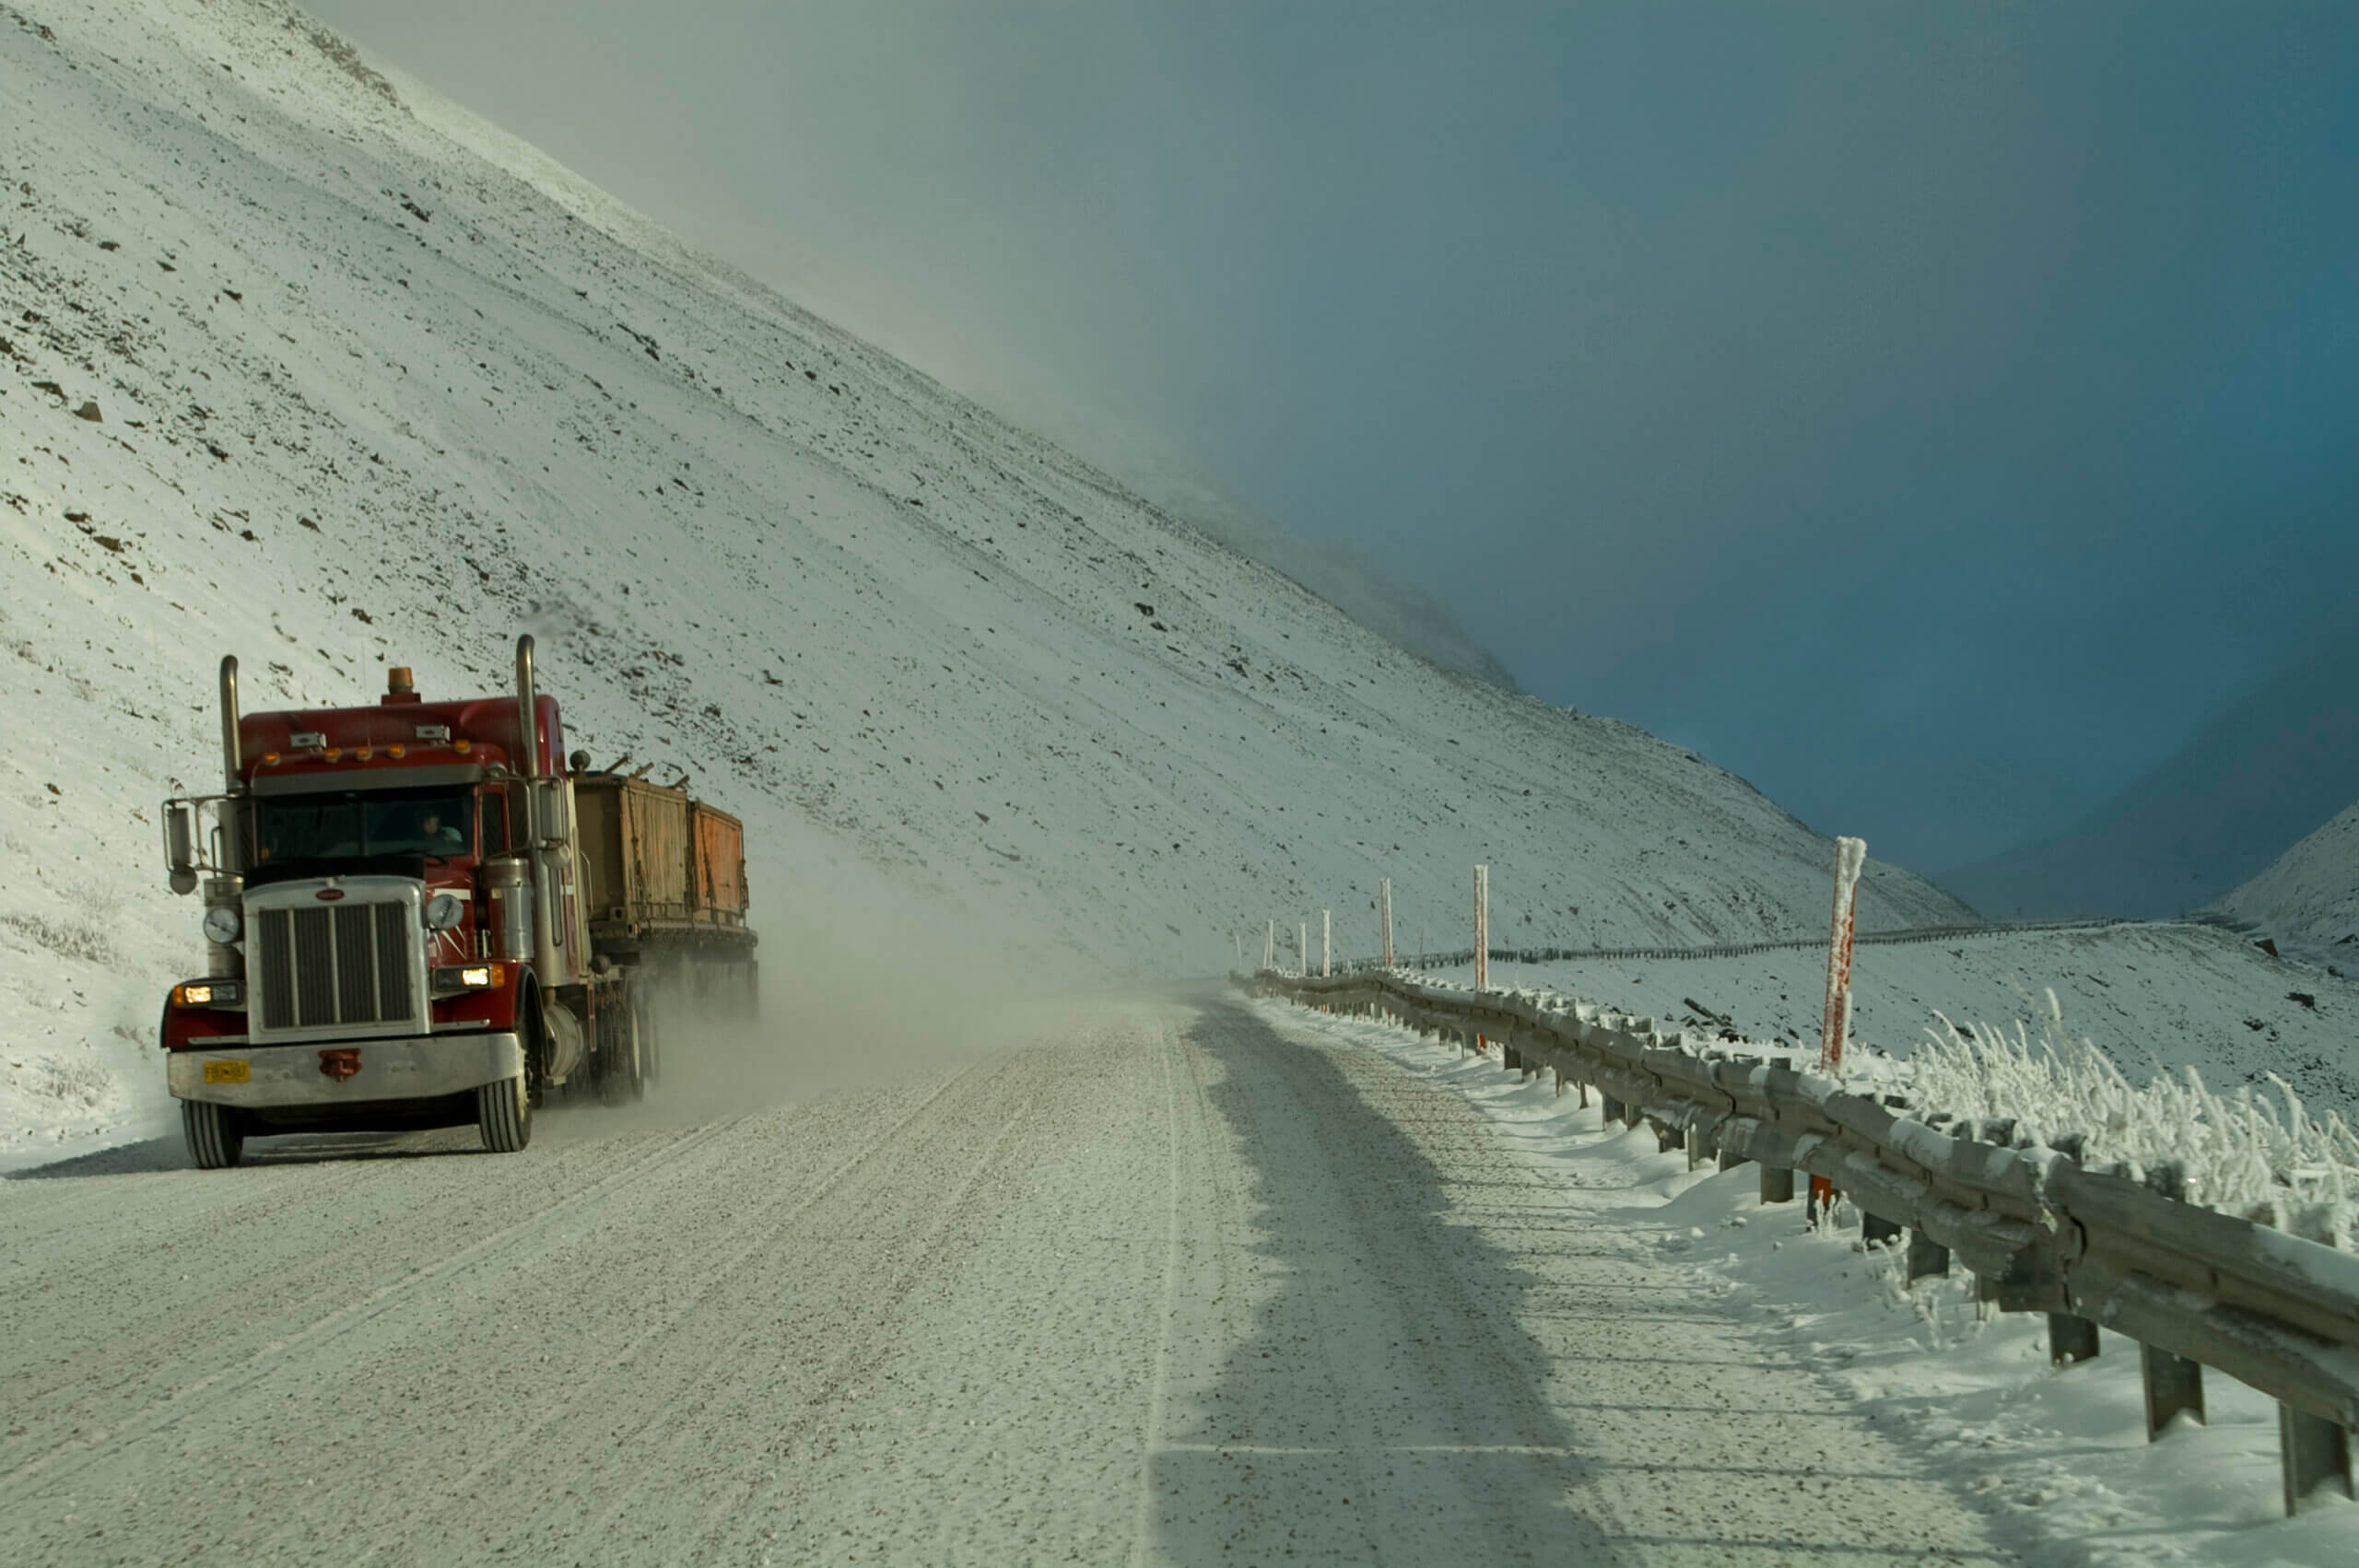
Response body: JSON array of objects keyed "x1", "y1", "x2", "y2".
[
  {"x1": 1937, "y1": 624, "x2": 2359, "y2": 920},
  {"x1": 0, "y1": 0, "x2": 1968, "y2": 1154},
  {"x1": 2213, "y1": 797, "x2": 2359, "y2": 962}
]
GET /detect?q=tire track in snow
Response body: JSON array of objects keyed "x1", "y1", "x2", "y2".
[
  {"x1": 325, "y1": 1062, "x2": 981, "y2": 1568},
  {"x1": 1127, "y1": 1024, "x2": 1186, "y2": 1568},
  {"x1": 0, "y1": 1115, "x2": 745, "y2": 1506}
]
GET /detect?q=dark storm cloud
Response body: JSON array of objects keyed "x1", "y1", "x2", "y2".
[{"x1": 308, "y1": 1, "x2": 2359, "y2": 872}]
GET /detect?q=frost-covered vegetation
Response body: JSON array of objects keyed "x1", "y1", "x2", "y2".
[
  {"x1": 1915, "y1": 1003, "x2": 2356, "y2": 1246},
  {"x1": 1372, "y1": 965, "x2": 2358, "y2": 1248}
]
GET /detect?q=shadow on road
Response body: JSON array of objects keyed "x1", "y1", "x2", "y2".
[{"x1": 1144, "y1": 996, "x2": 1627, "y2": 1566}]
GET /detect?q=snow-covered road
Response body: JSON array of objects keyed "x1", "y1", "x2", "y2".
[{"x1": 2, "y1": 995, "x2": 2007, "y2": 1565}]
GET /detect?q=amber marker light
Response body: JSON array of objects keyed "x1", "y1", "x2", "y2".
[{"x1": 388, "y1": 744, "x2": 405, "y2": 758}]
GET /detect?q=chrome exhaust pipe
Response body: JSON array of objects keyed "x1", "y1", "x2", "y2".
[
  {"x1": 219, "y1": 655, "x2": 241, "y2": 789},
  {"x1": 514, "y1": 635, "x2": 539, "y2": 780},
  {"x1": 514, "y1": 634, "x2": 563, "y2": 988},
  {"x1": 218, "y1": 655, "x2": 243, "y2": 872}
]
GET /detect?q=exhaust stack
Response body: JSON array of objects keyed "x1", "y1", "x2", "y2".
[
  {"x1": 217, "y1": 655, "x2": 243, "y2": 874},
  {"x1": 514, "y1": 636, "x2": 539, "y2": 780},
  {"x1": 513, "y1": 634, "x2": 564, "y2": 987},
  {"x1": 219, "y1": 655, "x2": 241, "y2": 790}
]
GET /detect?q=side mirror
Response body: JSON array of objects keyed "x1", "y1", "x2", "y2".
[
  {"x1": 163, "y1": 802, "x2": 199, "y2": 895},
  {"x1": 530, "y1": 778, "x2": 569, "y2": 847}
]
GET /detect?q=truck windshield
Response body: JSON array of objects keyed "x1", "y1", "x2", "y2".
[{"x1": 256, "y1": 787, "x2": 475, "y2": 863}]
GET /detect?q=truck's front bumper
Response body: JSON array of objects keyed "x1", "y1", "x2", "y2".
[{"x1": 168, "y1": 1033, "x2": 522, "y2": 1107}]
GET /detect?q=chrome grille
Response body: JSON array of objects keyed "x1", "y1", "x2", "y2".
[{"x1": 253, "y1": 901, "x2": 417, "y2": 1032}]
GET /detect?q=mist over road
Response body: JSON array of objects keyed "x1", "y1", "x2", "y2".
[{"x1": 2, "y1": 996, "x2": 2001, "y2": 1565}]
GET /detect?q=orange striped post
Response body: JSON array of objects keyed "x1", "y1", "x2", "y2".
[
  {"x1": 1473, "y1": 864, "x2": 1490, "y2": 1052},
  {"x1": 1810, "y1": 837, "x2": 1867, "y2": 1222}
]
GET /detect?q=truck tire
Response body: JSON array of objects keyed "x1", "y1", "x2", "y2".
[
  {"x1": 637, "y1": 989, "x2": 661, "y2": 1087},
  {"x1": 182, "y1": 1099, "x2": 244, "y2": 1169},
  {"x1": 599, "y1": 989, "x2": 646, "y2": 1098},
  {"x1": 477, "y1": 1072, "x2": 532, "y2": 1153}
]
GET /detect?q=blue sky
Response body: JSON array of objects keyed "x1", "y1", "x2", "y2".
[{"x1": 308, "y1": 1, "x2": 2359, "y2": 872}]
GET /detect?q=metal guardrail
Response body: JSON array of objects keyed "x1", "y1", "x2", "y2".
[{"x1": 1247, "y1": 966, "x2": 2359, "y2": 1516}]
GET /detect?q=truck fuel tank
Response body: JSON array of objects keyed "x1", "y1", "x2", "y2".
[{"x1": 484, "y1": 854, "x2": 532, "y2": 963}]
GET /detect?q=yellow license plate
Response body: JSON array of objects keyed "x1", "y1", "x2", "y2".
[{"x1": 203, "y1": 1059, "x2": 251, "y2": 1084}]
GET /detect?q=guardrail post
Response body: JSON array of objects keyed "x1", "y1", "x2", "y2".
[
  {"x1": 1719, "y1": 1148, "x2": 1748, "y2": 1172},
  {"x1": 2142, "y1": 1343, "x2": 2206, "y2": 1440},
  {"x1": 1760, "y1": 1164, "x2": 1794, "y2": 1203},
  {"x1": 2134, "y1": 1161, "x2": 2205, "y2": 1439},
  {"x1": 1862, "y1": 1212, "x2": 1902, "y2": 1250},
  {"x1": 1656, "y1": 1122, "x2": 1684, "y2": 1154},
  {"x1": 1905, "y1": 1229, "x2": 1949, "y2": 1283},
  {"x1": 2048, "y1": 1312, "x2": 2100, "y2": 1367},
  {"x1": 2280, "y1": 1407, "x2": 2353, "y2": 1515}
]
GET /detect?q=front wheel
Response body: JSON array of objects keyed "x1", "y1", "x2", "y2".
[
  {"x1": 182, "y1": 1099, "x2": 244, "y2": 1169},
  {"x1": 476, "y1": 1072, "x2": 532, "y2": 1153}
]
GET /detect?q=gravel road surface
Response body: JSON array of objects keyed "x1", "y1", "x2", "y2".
[{"x1": 1, "y1": 993, "x2": 2006, "y2": 1565}]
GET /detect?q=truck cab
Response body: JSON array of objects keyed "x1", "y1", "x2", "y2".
[{"x1": 158, "y1": 638, "x2": 625, "y2": 1165}]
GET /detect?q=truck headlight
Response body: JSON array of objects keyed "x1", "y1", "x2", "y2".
[
  {"x1": 202, "y1": 905, "x2": 241, "y2": 944},
  {"x1": 431, "y1": 963, "x2": 506, "y2": 996},
  {"x1": 175, "y1": 979, "x2": 244, "y2": 1008},
  {"x1": 425, "y1": 893, "x2": 466, "y2": 931}
]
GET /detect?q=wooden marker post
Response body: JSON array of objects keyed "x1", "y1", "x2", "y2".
[
  {"x1": 1379, "y1": 877, "x2": 1394, "y2": 970},
  {"x1": 1473, "y1": 864, "x2": 1489, "y2": 1053},
  {"x1": 1321, "y1": 909, "x2": 1331, "y2": 978},
  {"x1": 1809, "y1": 837, "x2": 1866, "y2": 1221}
]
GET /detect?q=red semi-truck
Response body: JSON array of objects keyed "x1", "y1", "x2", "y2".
[{"x1": 157, "y1": 636, "x2": 757, "y2": 1166}]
